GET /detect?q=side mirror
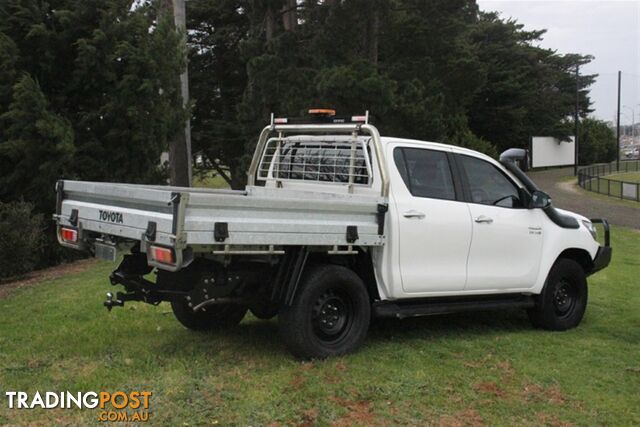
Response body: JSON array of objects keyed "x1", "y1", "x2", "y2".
[{"x1": 530, "y1": 190, "x2": 551, "y2": 209}]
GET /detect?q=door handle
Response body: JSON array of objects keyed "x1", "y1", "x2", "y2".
[
  {"x1": 403, "y1": 210, "x2": 425, "y2": 219},
  {"x1": 474, "y1": 215, "x2": 493, "y2": 224}
]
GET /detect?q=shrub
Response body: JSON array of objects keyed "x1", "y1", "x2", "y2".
[
  {"x1": 449, "y1": 130, "x2": 499, "y2": 159},
  {"x1": 0, "y1": 200, "x2": 44, "y2": 279}
]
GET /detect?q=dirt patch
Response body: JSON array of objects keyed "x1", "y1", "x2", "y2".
[
  {"x1": 288, "y1": 373, "x2": 307, "y2": 391},
  {"x1": 535, "y1": 412, "x2": 576, "y2": 427},
  {"x1": 439, "y1": 409, "x2": 485, "y2": 427},
  {"x1": 464, "y1": 353, "x2": 494, "y2": 369},
  {"x1": 521, "y1": 383, "x2": 567, "y2": 405},
  {"x1": 495, "y1": 360, "x2": 516, "y2": 380},
  {"x1": 556, "y1": 180, "x2": 582, "y2": 195},
  {"x1": 324, "y1": 360, "x2": 349, "y2": 384},
  {"x1": 331, "y1": 398, "x2": 380, "y2": 427},
  {"x1": 298, "y1": 408, "x2": 319, "y2": 426},
  {"x1": 0, "y1": 258, "x2": 98, "y2": 299},
  {"x1": 473, "y1": 381, "x2": 506, "y2": 398}
]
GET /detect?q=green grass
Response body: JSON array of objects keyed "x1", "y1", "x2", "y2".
[
  {"x1": 193, "y1": 171, "x2": 231, "y2": 189},
  {"x1": 581, "y1": 176, "x2": 640, "y2": 201},
  {"x1": 559, "y1": 177, "x2": 640, "y2": 208},
  {"x1": 1, "y1": 229, "x2": 639, "y2": 425},
  {"x1": 604, "y1": 172, "x2": 640, "y2": 184}
]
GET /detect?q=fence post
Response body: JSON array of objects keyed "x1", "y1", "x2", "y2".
[{"x1": 608, "y1": 179, "x2": 610, "y2": 196}]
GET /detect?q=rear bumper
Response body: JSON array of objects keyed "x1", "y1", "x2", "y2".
[{"x1": 590, "y1": 218, "x2": 612, "y2": 275}]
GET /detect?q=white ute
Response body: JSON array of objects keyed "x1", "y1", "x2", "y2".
[{"x1": 54, "y1": 111, "x2": 612, "y2": 359}]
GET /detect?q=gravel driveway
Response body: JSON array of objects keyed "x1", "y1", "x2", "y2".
[{"x1": 527, "y1": 167, "x2": 639, "y2": 230}]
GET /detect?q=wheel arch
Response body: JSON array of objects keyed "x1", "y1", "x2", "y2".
[
  {"x1": 273, "y1": 247, "x2": 379, "y2": 307},
  {"x1": 555, "y1": 248, "x2": 594, "y2": 275},
  {"x1": 304, "y1": 249, "x2": 380, "y2": 302}
]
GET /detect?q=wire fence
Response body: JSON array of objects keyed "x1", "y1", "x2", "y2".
[{"x1": 578, "y1": 160, "x2": 640, "y2": 202}]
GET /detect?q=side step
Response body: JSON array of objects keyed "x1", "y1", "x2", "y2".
[{"x1": 373, "y1": 295, "x2": 535, "y2": 319}]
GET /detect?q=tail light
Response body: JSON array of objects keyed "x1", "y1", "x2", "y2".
[
  {"x1": 60, "y1": 227, "x2": 78, "y2": 243},
  {"x1": 149, "y1": 245, "x2": 175, "y2": 265}
]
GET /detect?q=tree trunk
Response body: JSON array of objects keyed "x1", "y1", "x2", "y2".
[
  {"x1": 160, "y1": 0, "x2": 191, "y2": 187},
  {"x1": 282, "y1": 0, "x2": 297, "y2": 32},
  {"x1": 265, "y1": 5, "x2": 276, "y2": 42},
  {"x1": 366, "y1": 2, "x2": 379, "y2": 65}
]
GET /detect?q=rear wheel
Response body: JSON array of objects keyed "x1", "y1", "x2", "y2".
[
  {"x1": 278, "y1": 264, "x2": 370, "y2": 359},
  {"x1": 528, "y1": 258, "x2": 588, "y2": 330},
  {"x1": 171, "y1": 299, "x2": 247, "y2": 331},
  {"x1": 249, "y1": 303, "x2": 279, "y2": 320}
]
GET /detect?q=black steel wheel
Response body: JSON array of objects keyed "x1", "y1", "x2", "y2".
[
  {"x1": 552, "y1": 279, "x2": 578, "y2": 318},
  {"x1": 528, "y1": 258, "x2": 588, "y2": 331},
  {"x1": 278, "y1": 264, "x2": 370, "y2": 359},
  {"x1": 312, "y1": 289, "x2": 354, "y2": 343}
]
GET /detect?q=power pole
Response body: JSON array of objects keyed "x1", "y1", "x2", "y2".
[
  {"x1": 169, "y1": 0, "x2": 192, "y2": 187},
  {"x1": 616, "y1": 71, "x2": 621, "y2": 170},
  {"x1": 574, "y1": 64, "x2": 579, "y2": 176}
]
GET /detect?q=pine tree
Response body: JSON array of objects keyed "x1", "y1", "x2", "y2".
[{"x1": 0, "y1": 75, "x2": 74, "y2": 212}]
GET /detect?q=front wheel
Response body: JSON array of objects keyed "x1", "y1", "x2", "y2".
[
  {"x1": 278, "y1": 264, "x2": 371, "y2": 359},
  {"x1": 528, "y1": 258, "x2": 588, "y2": 330},
  {"x1": 171, "y1": 299, "x2": 247, "y2": 331}
]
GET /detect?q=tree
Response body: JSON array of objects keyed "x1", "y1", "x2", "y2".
[
  {"x1": 0, "y1": 75, "x2": 74, "y2": 213},
  {"x1": 0, "y1": 0, "x2": 186, "y2": 193},
  {"x1": 0, "y1": 0, "x2": 187, "y2": 267},
  {"x1": 468, "y1": 13, "x2": 596, "y2": 154},
  {"x1": 186, "y1": 0, "x2": 596, "y2": 187},
  {"x1": 578, "y1": 118, "x2": 616, "y2": 165},
  {"x1": 187, "y1": 0, "x2": 251, "y2": 189}
]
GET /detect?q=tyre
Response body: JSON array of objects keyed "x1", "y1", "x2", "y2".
[
  {"x1": 249, "y1": 303, "x2": 279, "y2": 320},
  {"x1": 171, "y1": 299, "x2": 247, "y2": 331},
  {"x1": 278, "y1": 264, "x2": 371, "y2": 359},
  {"x1": 528, "y1": 258, "x2": 588, "y2": 331}
]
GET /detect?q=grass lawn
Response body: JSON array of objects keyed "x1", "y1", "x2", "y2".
[
  {"x1": 604, "y1": 172, "x2": 640, "y2": 184},
  {"x1": 1, "y1": 228, "x2": 639, "y2": 425},
  {"x1": 193, "y1": 171, "x2": 231, "y2": 189}
]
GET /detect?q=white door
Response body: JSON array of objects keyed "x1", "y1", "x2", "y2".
[
  {"x1": 456, "y1": 154, "x2": 544, "y2": 290},
  {"x1": 392, "y1": 145, "x2": 472, "y2": 294}
]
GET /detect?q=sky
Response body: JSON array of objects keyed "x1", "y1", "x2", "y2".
[{"x1": 477, "y1": 0, "x2": 640, "y2": 125}]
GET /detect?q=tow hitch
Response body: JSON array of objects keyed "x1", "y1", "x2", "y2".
[{"x1": 103, "y1": 292, "x2": 124, "y2": 311}]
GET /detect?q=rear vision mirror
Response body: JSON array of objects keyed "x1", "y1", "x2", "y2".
[{"x1": 530, "y1": 190, "x2": 551, "y2": 209}]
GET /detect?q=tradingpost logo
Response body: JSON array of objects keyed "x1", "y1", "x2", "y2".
[{"x1": 4, "y1": 390, "x2": 152, "y2": 422}]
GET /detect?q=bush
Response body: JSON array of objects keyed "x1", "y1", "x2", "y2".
[
  {"x1": 0, "y1": 201, "x2": 44, "y2": 279},
  {"x1": 449, "y1": 130, "x2": 499, "y2": 159}
]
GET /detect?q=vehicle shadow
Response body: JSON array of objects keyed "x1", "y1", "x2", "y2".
[
  {"x1": 156, "y1": 309, "x2": 534, "y2": 360},
  {"x1": 368, "y1": 309, "x2": 533, "y2": 341}
]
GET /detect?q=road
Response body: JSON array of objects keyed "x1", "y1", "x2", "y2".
[{"x1": 528, "y1": 167, "x2": 639, "y2": 230}]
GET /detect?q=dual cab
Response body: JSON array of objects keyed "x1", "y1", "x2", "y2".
[{"x1": 55, "y1": 115, "x2": 611, "y2": 359}]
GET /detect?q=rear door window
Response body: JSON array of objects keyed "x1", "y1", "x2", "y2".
[{"x1": 393, "y1": 147, "x2": 456, "y2": 200}]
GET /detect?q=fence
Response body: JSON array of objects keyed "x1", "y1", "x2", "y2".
[{"x1": 577, "y1": 160, "x2": 640, "y2": 202}]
